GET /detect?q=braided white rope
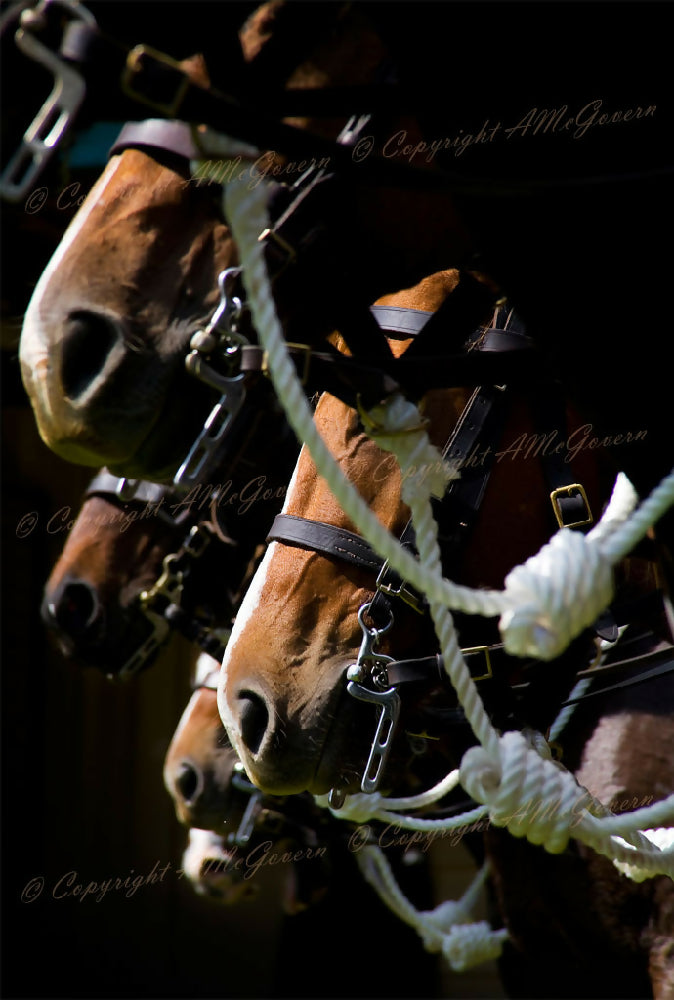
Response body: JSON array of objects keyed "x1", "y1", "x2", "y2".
[
  {"x1": 222, "y1": 168, "x2": 674, "y2": 898},
  {"x1": 356, "y1": 847, "x2": 508, "y2": 971}
]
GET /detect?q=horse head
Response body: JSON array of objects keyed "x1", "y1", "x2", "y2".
[
  {"x1": 19, "y1": 54, "x2": 237, "y2": 480},
  {"x1": 166, "y1": 652, "x2": 334, "y2": 912},
  {"x1": 17, "y1": 2, "x2": 471, "y2": 482},
  {"x1": 164, "y1": 654, "x2": 240, "y2": 831},
  {"x1": 218, "y1": 268, "x2": 608, "y2": 796}
]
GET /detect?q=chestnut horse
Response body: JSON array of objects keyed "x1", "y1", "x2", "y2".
[
  {"x1": 166, "y1": 651, "x2": 337, "y2": 915},
  {"x1": 16, "y1": 1, "x2": 478, "y2": 484},
  {"x1": 17, "y1": 0, "x2": 672, "y2": 590},
  {"x1": 217, "y1": 271, "x2": 674, "y2": 998}
]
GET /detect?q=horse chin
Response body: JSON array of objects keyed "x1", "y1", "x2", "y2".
[{"x1": 307, "y1": 682, "x2": 380, "y2": 798}]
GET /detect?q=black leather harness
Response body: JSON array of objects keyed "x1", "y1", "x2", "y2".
[{"x1": 264, "y1": 308, "x2": 674, "y2": 734}]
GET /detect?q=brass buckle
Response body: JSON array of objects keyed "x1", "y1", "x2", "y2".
[
  {"x1": 375, "y1": 561, "x2": 425, "y2": 615},
  {"x1": 461, "y1": 645, "x2": 493, "y2": 682},
  {"x1": 263, "y1": 343, "x2": 312, "y2": 385},
  {"x1": 550, "y1": 483, "x2": 593, "y2": 529},
  {"x1": 122, "y1": 45, "x2": 191, "y2": 117}
]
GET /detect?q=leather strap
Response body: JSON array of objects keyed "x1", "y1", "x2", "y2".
[
  {"x1": 108, "y1": 119, "x2": 201, "y2": 162},
  {"x1": 562, "y1": 642, "x2": 674, "y2": 706},
  {"x1": 267, "y1": 514, "x2": 384, "y2": 575},
  {"x1": 368, "y1": 305, "x2": 432, "y2": 339},
  {"x1": 85, "y1": 469, "x2": 168, "y2": 507},
  {"x1": 239, "y1": 340, "x2": 541, "y2": 408}
]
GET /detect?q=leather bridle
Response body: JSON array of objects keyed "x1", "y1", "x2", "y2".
[
  {"x1": 80, "y1": 470, "x2": 230, "y2": 677},
  {"x1": 263, "y1": 308, "x2": 674, "y2": 795}
]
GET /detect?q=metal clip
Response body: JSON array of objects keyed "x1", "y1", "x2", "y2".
[
  {"x1": 228, "y1": 763, "x2": 265, "y2": 846},
  {"x1": 550, "y1": 482, "x2": 593, "y2": 529},
  {"x1": 121, "y1": 44, "x2": 191, "y2": 118},
  {"x1": 173, "y1": 382, "x2": 247, "y2": 489},
  {"x1": 206, "y1": 268, "x2": 245, "y2": 342},
  {"x1": 347, "y1": 680, "x2": 401, "y2": 793},
  {"x1": 1, "y1": 1, "x2": 93, "y2": 202},
  {"x1": 116, "y1": 606, "x2": 170, "y2": 679},
  {"x1": 139, "y1": 553, "x2": 184, "y2": 607},
  {"x1": 375, "y1": 560, "x2": 425, "y2": 614},
  {"x1": 343, "y1": 601, "x2": 400, "y2": 792}
]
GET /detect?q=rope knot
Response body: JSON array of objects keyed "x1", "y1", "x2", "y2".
[
  {"x1": 439, "y1": 922, "x2": 508, "y2": 972},
  {"x1": 359, "y1": 394, "x2": 457, "y2": 502},
  {"x1": 500, "y1": 528, "x2": 614, "y2": 659},
  {"x1": 460, "y1": 731, "x2": 590, "y2": 854}
]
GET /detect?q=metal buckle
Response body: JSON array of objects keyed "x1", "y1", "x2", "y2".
[
  {"x1": 461, "y1": 645, "x2": 493, "y2": 682},
  {"x1": 121, "y1": 45, "x2": 191, "y2": 118},
  {"x1": 263, "y1": 343, "x2": 312, "y2": 386},
  {"x1": 375, "y1": 561, "x2": 425, "y2": 614},
  {"x1": 550, "y1": 483, "x2": 593, "y2": 529},
  {"x1": 1, "y1": 2, "x2": 91, "y2": 202}
]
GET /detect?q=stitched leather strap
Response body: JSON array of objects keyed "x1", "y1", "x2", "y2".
[{"x1": 267, "y1": 514, "x2": 384, "y2": 574}]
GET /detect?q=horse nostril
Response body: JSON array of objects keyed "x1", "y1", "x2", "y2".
[
  {"x1": 175, "y1": 761, "x2": 202, "y2": 805},
  {"x1": 237, "y1": 691, "x2": 270, "y2": 756},
  {"x1": 44, "y1": 580, "x2": 100, "y2": 637},
  {"x1": 61, "y1": 311, "x2": 121, "y2": 401}
]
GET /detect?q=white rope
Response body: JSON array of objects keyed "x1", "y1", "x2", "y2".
[
  {"x1": 226, "y1": 173, "x2": 674, "y2": 653},
  {"x1": 459, "y1": 730, "x2": 674, "y2": 877},
  {"x1": 356, "y1": 847, "x2": 508, "y2": 971},
  {"x1": 611, "y1": 828, "x2": 674, "y2": 882},
  {"x1": 315, "y1": 768, "x2": 489, "y2": 832},
  {"x1": 222, "y1": 164, "x2": 674, "y2": 918}
]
